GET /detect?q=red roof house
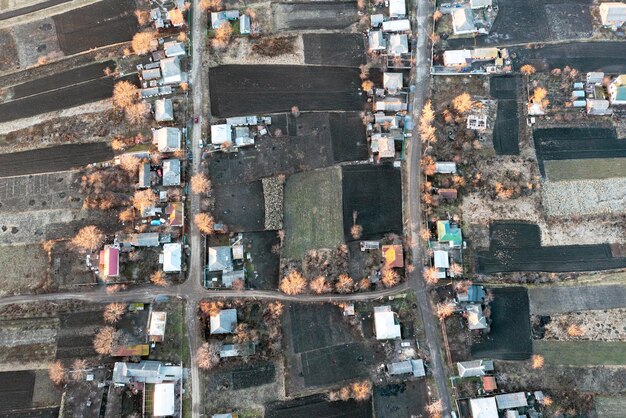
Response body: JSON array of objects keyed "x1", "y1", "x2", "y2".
[
  {"x1": 382, "y1": 244, "x2": 404, "y2": 268},
  {"x1": 100, "y1": 246, "x2": 120, "y2": 278},
  {"x1": 166, "y1": 202, "x2": 184, "y2": 227}
]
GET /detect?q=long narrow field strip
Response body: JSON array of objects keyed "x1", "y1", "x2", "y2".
[
  {"x1": 529, "y1": 284, "x2": 626, "y2": 315},
  {"x1": 533, "y1": 340, "x2": 626, "y2": 366},
  {"x1": 544, "y1": 158, "x2": 626, "y2": 181}
]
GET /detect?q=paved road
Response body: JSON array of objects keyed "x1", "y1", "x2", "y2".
[{"x1": 407, "y1": 1, "x2": 453, "y2": 416}]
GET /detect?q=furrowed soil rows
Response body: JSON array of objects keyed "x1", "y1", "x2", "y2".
[
  {"x1": 373, "y1": 382, "x2": 428, "y2": 418},
  {"x1": 477, "y1": 222, "x2": 626, "y2": 273},
  {"x1": 492, "y1": 100, "x2": 519, "y2": 155},
  {"x1": 0, "y1": 142, "x2": 113, "y2": 177},
  {"x1": 471, "y1": 287, "x2": 532, "y2": 360},
  {"x1": 0, "y1": 371, "x2": 35, "y2": 411},
  {"x1": 529, "y1": 284, "x2": 626, "y2": 315},
  {"x1": 272, "y1": 1, "x2": 359, "y2": 31},
  {"x1": 510, "y1": 41, "x2": 626, "y2": 73},
  {"x1": 0, "y1": 0, "x2": 71, "y2": 20},
  {"x1": 209, "y1": 65, "x2": 365, "y2": 117},
  {"x1": 265, "y1": 395, "x2": 372, "y2": 418},
  {"x1": 10, "y1": 61, "x2": 115, "y2": 99},
  {"x1": 303, "y1": 33, "x2": 365, "y2": 67},
  {"x1": 53, "y1": 0, "x2": 137, "y2": 55},
  {"x1": 301, "y1": 341, "x2": 375, "y2": 387},
  {"x1": 533, "y1": 127, "x2": 626, "y2": 176},
  {"x1": 341, "y1": 165, "x2": 402, "y2": 241}
]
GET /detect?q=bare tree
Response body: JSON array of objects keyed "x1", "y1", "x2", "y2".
[
  {"x1": 119, "y1": 207, "x2": 135, "y2": 223},
  {"x1": 531, "y1": 354, "x2": 545, "y2": 369},
  {"x1": 351, "y1": 380, "x2": 372, "y2": 401},
  {"x1": 197, "y1": 342, "x2": 219, "y2": 370},
  {"x1": 380, "y1": 269, "x2": 400, "y2": 288},
  {"x1": 93, "y1": 326, "x2": 117, "y2": 355},
  {"x1": 112, "y1": 81, "x2": 138, "y2": 109},
  {"x1": 310, "y1": 276, "x2": 332, "y2": 294},
  {"x1": 134, "y1": 9, "x2": 150, "y2": 26},
  {"x1": 212, "y1": 21, "x2": 232, "y2": 49},
  {"x1": 436, "y1": 302, "x2": 454, "y2": 320},
  {"x1": 361, "y1": 80, "x2": 374, "y2": 92},
  {"x1": 449, "y1": 262, "x2": 463, "y2": 277},
  {"x1": 199, "y1": 300, "x2": 223, "y2": 317},
  {"x1": 350, "y1": 224, "x2": 363, "y2": 240},
  {"x1": 132, "y1": 189, "x2": 156, "y2": 210},
  {"x1": 520, "y1": 64, "x2": 536, "y2": 76},
  {"x1": 119, "y1": 155, "x2": 141, "y2": 174},
  {"x1": 150, "y1": 271, "x2": 168, "y2": 287},
  {"x1": 264, "y1": 301, "x2": 284, "y2": 320},
  {"x1": 426, "y1": 400, "x2": 443, "y2": 418},
  {"x1": 190, "y1": 173, "x2": 212, "y2": 195},
  {"x1": 335, "y1": 274, "x2": 354, "y2": 294},
  {"x1": 357, "y1": 277, "x2": 371, "y2": 291},
  {"x1": 194, "y1": 213, "x2": 215, "y2": 234},
  {"x1": 199, "y1": 0, "x2": 223, "y2": 12},
  {"x1": 231, "y1": 278, "x2": 245, "y2": 290},
  {"x1": 423, "y1": 266, "x2": 440, "y2": 285},
  {"x1": 71, "y1": 226, "x2": 104, "y2": 252},
  {"x1": 279, "y1": 270, "x2": 307, "y2": 295},
  {"x1": 452, "y1": 93, "x2": 474, "y2": 114},
  {"x1": 125, "y1": 102, "x2": 150, "y2": 125},
  {"x1": 70, "y1": 359, "x2": 89, "y2": 382},
  {"x1": 566, "y1": 324, "x2": 584, "y2": 337},
  {"x1": 48, "y1": 360, "x2": 65, "y2": 385},
  {"x1": 233, "y1": 323, "x2": 260, "y2": 344},
  {"x1": 104, "y1": 303, "x2": 127, "y2": 324},
  {"x1": 131, "y1": 31, "x2": 156, "y2": 55}
]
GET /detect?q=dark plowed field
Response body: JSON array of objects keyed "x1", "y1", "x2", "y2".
[
  {"x1": 492, "y1": 100, "x2": 519, "y2": 155},
  {"x1": 529, "y1": 284, "x2": 626, "y2": 315},
  {"x1": 0, "y1": 407, "x2": 60, "y2": 418},
  {"x1": 53, "y1": 0, "x2": 137, "y2": 55},
  {"x1": 232, "y1": 362, "x2": 276, "y2": 389},
  {"x1": 266, "y1": 395, "x2": 372, "y2": 418},
  {"x1": 0, "y1": 143, "x2": 113, "y2": 177},
  {"x1": 242, "y1": 232, "x2": 280, "y2": 290},
  {"x1": 533, "y1": 127, "x2": 626, "y2": 175},
  {"x1": 11, "y1": 61, "x2": 115, "y2": 98},
  {"x1": 0, "y1": 371, "x2": 35, "y2": 412},
  {"x1": 374, "y1": 381, "x2": 429, "y2": 418},
  {"x1": 212, "y1": 181, "x2": 265, "y2": 232},
  {"x1": 0, "y1": 0, "x2": 70, "y2": 20},
  {"x1": 490, "y1": 76, "x2": 517, "y2": 100},
  {"x1": 471, "y1": 287, "x2": 532, "y2": 360},
  {"x1": 303, "y1": 33, "x2": 365, "y2": 67},
  {"x1": 301, "y1": 342, "x2": 375, "y2": 387},
  {"x1": 341, "y1": 165, "x2": 402, "y2": 241},
  {"x1": 510, "y1": 42, "x2": 626, "y2": 73},
  {"x1": 290, "y1": 303, "x2": 355, "y2": 353},
  {"x1": 0, "y1": 77, "x2": 115, "y2": 122},
  {"x1": 209, "y1": 65, "x2": 365, "y2": 117},
  {"x1": 477, "y1": 222, "x2": 626, "y2": 273},
  {"x1": 207, "y1": 113, "x2": 367, "y2": 185}
]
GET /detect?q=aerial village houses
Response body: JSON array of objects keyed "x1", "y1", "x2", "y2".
[
  {"x1": 374, "y1": 306, "x2": 402, "y2": 340},
  {"x1": 210, "y1": 309, "x2": 238, "y2": 334},
  {"x1": 599, "y1": 2, "x2": 626, "y2": 30}
]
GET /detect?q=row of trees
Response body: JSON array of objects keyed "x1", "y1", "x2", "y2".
[{"x1": 279, "y1": 269, "x2": 400, "y2": 295}]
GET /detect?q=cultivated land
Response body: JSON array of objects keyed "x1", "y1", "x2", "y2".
[
  {"x1": 529, "y1": 284, "x2": 626, "y2": 315},
  {"x1": 52, "y1": 0, "x2": 136, "y2": 55},
  {"x1": 595, "y1": 397, "x2": 626, "y2": 418},
  {"x1": 373, "y1": 382, "x2": 429, "y2": 418},
  {"x1": 265, "y1": 394, "x2": 372, "y2": 418},
  {"x1": 544, "y1": 158, "x2": 626, "y2": 181},
  {"x1": 510, "y1": 41, "x2": 626, "y2": 72},
  {"x1": 302, "y1": 33, "x2": 365, "y2": 67},
  {"x1": 213, "y1": 180, "x2": 266, "y2": 232},
  {"x1": 271, "y1": 0, "x2": 359, "y2": 32},
  {"x1": 209, "y1": 65, "x2": 365, "y2": 117},
  {"x1": 533, "y1": 340, "x2": 626, "y2": 365},
  {"x1": 470, "y1": 287, "x2": 532, "y2": 360},
  {"x1": 283, "y1": 167, "x2": 343, "y2": 259}
]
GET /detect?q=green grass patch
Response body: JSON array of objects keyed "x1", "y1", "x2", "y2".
[
  {"x1": 544, "y1": 158, "x2": 626, "y2": 181},
  {"x1": 533, "y1": 340, "x2": 626, "y2": 365},
  {"x1": 283, "y1": 167, "x2": 344, "y2": 259},
  {"x1": 595, "y1": 397, "x2": 626, "y2": 418}
]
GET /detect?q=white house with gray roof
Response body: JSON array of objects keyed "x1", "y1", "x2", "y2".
[{"x1": 210, "y1": 308, "x2": 237, "y2": 334}]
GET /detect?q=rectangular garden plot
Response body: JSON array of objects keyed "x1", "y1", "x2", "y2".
[
  {"x1": 53, "y1": 0, "x2": 137, "y2": 55},
  {"x1": 303, "y1": 33, "x2": 365, "y2": 67},
  {"x1": 242, "y1": 231, "x2": 281, "y2": 290},
  {"x1": 477, "y1": 222, "x2": 626, "y2": 273},
  {"x1": 492, "y1": 100, "x2": 519, "y2": 155},
  {"x1": 283, "y1": 167, "x2": 344, "y2": 260},
  {"x1": 301, "y1": 341, "x2": 375, "y2": 387},
  {"x1": 533, "y1": 340, "x2": 626, "y2": 366},
  {"x1": 529, "y1": 284, "x2": 626, "y2": 315},
  {"x1": 209, "y1": 65, "x2": 365, "y2": 117},
  {"x1": 341, "y1": 165, "x2": 402, "y2": 241},
  {"x1": 489, "y1": 76, "x2": 517, "y2": 100},
  {"x1": 544, "y1": 158, "x2": 626, "y2": 181},
  {"x1": 0, "y1": 371, "x2": 35, "y2": 412},
  {"x1": 510, "y1": 41, "x2": 626, "y2": 73},
  {"x1": 265, "y1": 395, "x2": 372, "y2": 418},
  {"x1": 0, "y1": 143, "x2": 113, "y2": 177},
  {"x1": 272, "y1": 1, "x2": 359, "y2": 31},
  {"x1": 373, "y1": 381, "x2": 428, "y2": 418},
  {"x1": 533, "y1": 127, "x2": 626, "y2": 176},
  {"x1": 212, "y1": 181, "x2": 266, "y2": 232},
  {"x1": 471, "y1": 287, "x2": 532, "y2": 360}
]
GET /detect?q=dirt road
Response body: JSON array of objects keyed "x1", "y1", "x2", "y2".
[{"x1": 406, "y1": 0, "x2": 453, "y2": 416}]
